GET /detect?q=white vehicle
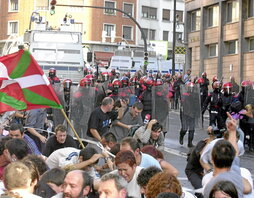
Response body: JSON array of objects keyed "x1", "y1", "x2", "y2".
[
  {"x1": 109, "y1": 55, "x2": 183, "y2": 74},
  {"x1": 24, "y1": 30, "x2": 84, "y2": 83}
]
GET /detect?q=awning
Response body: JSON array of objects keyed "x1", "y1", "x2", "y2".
[{"x1": 94, "y1": 51, "x2": 114, "y2": 61}]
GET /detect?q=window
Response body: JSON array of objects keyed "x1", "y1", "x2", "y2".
[
  {"x1": 162, "y1": 9, "x2": 170, "y2": 21},
  {"x1": 208, "y1": 44, "x2": 218, "y2": 57},
  {"x1": 176, "y1": 10, "x2": 183, "y2": 23},
  {"x1": 142, "y1": 6, "x2": 157, "y2": 19},
  {"x1": 71, "y1": 23, "x2": 83, "y2": 33},
  {"x1": 248, "y1": 0, "x2": 254, "y2": 17},
  {"x1": 249, "y1": 38, "x2": 254, "y2": 51},
  {"x1": 123, "y1": 26, "x2": 133, "y2": 40},
  {"x1": 123, "y1": 3, "x2": 133, "y2": 17},
  {"x1": 8, "y1": 21, "x2": 18, "y2": 35},
  {"x1": 35, "y1": 0, "x2": 49, "y2": 10},
  {"x1": 191, "y1": 10, "x2": 201, "y2": 31},
  {"x1": 9, "y1": 0, "x2": 19, "y2": 12},
  {"x1": 226, "y1": 40, "x2": 238, "y2": 54},
  {"x1": 226, "y1": 1, "x2": 239, "y2": 22},
  {"x1": 104, "y1": 24, "x2": 115, "y2": 36},
  {"x1": 141, "y1": 28, "x2": 155, "y2": 40},
  {"x1": 104, "y1": 1, "x2": 116, "y2": 15},
  {"x1": 208, "y1": 5, "x2": 219, "y2": 27},
  {"x1": 163, "y1": 31, "x2": 169, "y2": 41}
]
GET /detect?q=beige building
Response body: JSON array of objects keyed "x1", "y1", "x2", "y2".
[
  {"x1": 0, "y1": 0, "x2": 137, "y2": 65},
  {"x1": 184, "y1": 0, "x2": 254, "y2": 84}
]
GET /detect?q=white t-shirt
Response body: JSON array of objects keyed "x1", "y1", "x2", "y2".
[
  {"x1": 200, "y1": 138, "x2": 244, "y2": 165},
  {"x1": 46, "y1": 147, "x2": 80, "y2": 169},
  {"x1": 111, "y1": 166, "x2": 143, "y2": 198}
]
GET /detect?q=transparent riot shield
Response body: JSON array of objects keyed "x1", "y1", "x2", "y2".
[
  {"x1": 180, "y1": 84, "x2": 201, "y2": 129},
  {"x1": 94, "y1": 82, "x2": 108, "y2": 107},
  {"x1": 118, "y1": 86, "x2": 136, "y2": 105},
  {"x1": 70, "y1": 86, "x2": 96, "y2": 139},
  {"x1": 52, "y1": 84, "x2": 66, "y2": 127},
  {"x1": 244, "y1": 85, "x2": 254, "y2": 106},
  {"x1": 152, "y1": 84, "x2": 170, "y2": 131}
]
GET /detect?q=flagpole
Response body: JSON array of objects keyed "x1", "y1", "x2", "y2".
[{"x1": 60, "y1": 109, "x2": 85, "y2": 149}]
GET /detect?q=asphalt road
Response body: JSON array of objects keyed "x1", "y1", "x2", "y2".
[{"x1": 162, "y1": 110, "x2": 254, "y2": 190}]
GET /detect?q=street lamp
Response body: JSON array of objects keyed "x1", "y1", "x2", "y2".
[{"x1": 172, "y1": 0, "x2": 177, "y2": 76}]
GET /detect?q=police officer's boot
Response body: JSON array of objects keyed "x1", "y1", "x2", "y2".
[
  {"x1": 188, "y1": 130, "x2": 195, "y2": 147},
  {"x1": 179, "y1": 130, "x2": 186, "y2": 145}
]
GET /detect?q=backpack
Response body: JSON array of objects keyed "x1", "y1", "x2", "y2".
[{"x1": 128, "y1": 124, "x2": 142, "y2": 137}]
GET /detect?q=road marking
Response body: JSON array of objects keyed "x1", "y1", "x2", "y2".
[
  {"x1": 164, "y1": 147, "x2": 187, "y2": 158},
  {"x1": 177, "y1": 177, "x2": 188, "y2": 181}
]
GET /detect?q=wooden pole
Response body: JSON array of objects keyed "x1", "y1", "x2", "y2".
[{"x1": 60, "y1": 108, "x2": 85, "y2": 149}]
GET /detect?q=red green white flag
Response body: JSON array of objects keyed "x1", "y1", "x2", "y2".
[{"x1": 0, "y1": 49, "x2": 62, "y2": 113}]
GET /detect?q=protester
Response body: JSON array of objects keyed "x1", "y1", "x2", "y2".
[
  {"x1": 43, "y1": 124, "x2": 77, "y2": 157},
  {"x1": 146, "y1": 172, "x2": 195, "y2": 198},
  {"x1": 5, "y1": 138, "x2": 29, "y2": 161},
  {"x1": 98, "y1": 173, "x2": 129, "y2": 198},
  {"x1": 0, "y1": 137, "x2": 12, "y2": 180},
  {"x1": 62, "y1": 170, "x2": 96, "y2": 198},
  {"x1": 35, "y1": 168, "x2": 66, "y2": 198},
  {"x1": 110, "y1": 150, "x2": 143, "y2": 198},
  {"x1": 120, "y1": 137, "x2": 161, "y2": 169},
  {"x1": 86, "y1": 97, "x2": 114, "y2": 143},
  {"x1": 185, "y1": 126, "x2": 216, "y2": 198},
  {"x1": 8, "y1": 123, "x2": 41, "y2": 155},
  {"x1": 134, "y1": 120, "x2": 165, "y2": 150},
  {"x1": 1, "y1": 161, "x2": 41, "y2": 197},
  {"x1": 157, "y1": 192, "x2": 180, "y2": 198},
  {"x1": 141, "y1": 145, "x2": 178, "y2": 176},
  {"x1": 209, "y1": 180, "x2": 238, "y2": 198},
  {"x1": 25, "y1": 108, "x2": 47, "y2": 152},
  {"x1": 136, "y1": 166, "x2": 162, "y2": 196},
  {"x1": 202, "y1": 138, "x2": 250, "y2": 197},
  {"x1": 110, "y1": 101, "x2": 143, "y2": 142}
]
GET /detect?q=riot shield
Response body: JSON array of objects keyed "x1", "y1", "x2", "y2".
[
  {"x1": 70, "y1": 86, "x2": 96, "y2": 139},
  {"x1": 52, "y1": 84, "x2": 66, "y2": 127},
  {"x1": 152, "y1": 84, "x2": 170, "y2": 131},
  {"x1": 244, "y1": 85, "x2": 254, "y2": 106},
  {"x1": 94, "y1": 82, "x2": 108, "y2": 107},
  {"x1": 118, "y1": 86, "x2": 135, "y2": 105},
  {"x1": 180, "y1": 84, "x2": 201, "y2": 129}
]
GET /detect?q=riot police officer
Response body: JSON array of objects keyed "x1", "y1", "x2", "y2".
[
  {"x1": 221, "y1": 82, "x2": 234, "y2": 125},
  {"x1": 202, "y1": 81, "x2": 224, "y2": 130},
  {"x1": 179, "y1": 82, "x2": 201, "y2": 147},
  {"x1": 63, "y1": 79, "x2": 72, "y2": 117},
  {"x1": 48, "y1": 68, "x2": 60, "y2": 84},
  {"x1": 139, "y1": 78, "x2": 154, "y2": 120}
]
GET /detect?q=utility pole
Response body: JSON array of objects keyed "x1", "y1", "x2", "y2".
[
  {"x1": 56, "y1": 4, "x2": 148, "y2": 74},
  {"x1": 172, "y1": 0, "x2": 177, "y2": 76}
]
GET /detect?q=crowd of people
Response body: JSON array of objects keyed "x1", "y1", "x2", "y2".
[{"x1": 0, "y1": 67, "x2": 253, "y2": 198}]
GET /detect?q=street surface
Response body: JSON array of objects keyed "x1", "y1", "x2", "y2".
[{"x1": 162, "y1": 110, "x2": 254, "y2": 191}]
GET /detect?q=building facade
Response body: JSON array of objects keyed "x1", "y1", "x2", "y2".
[
  {"x1": 137, "y1": 0, "x2": 185, "y2": 60},
  {"x1": 185, "y1": 0, "x2": 254, "y2": 84}
]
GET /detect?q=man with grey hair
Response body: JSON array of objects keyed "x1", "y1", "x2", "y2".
[
  {"x1": 98, "y1": 173, "x2": 129, "y2": 198},
  {"x1": 86, "y1": 97, "x2": 114, "y2": 143}
]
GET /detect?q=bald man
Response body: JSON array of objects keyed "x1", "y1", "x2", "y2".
[{"x1": 62, "y1": 170, "x2": 93, "y2": 198}]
